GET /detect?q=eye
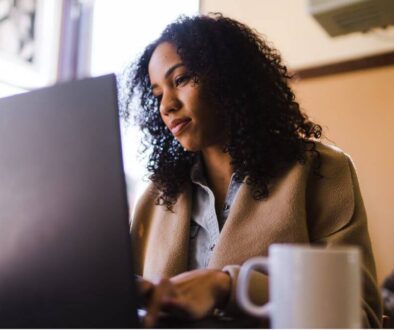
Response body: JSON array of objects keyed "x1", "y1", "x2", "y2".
[{"x1": 174, "y1": 74, "x2": 190, "y2": 87}]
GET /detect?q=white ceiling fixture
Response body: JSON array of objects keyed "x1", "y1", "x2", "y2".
[{"x1": 308, "y1": 0, "x2": 394, "y2": 37}]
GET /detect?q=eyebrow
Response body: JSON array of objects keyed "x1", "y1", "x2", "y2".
[{"x1": 151, "y1": 63, "x2": 185, "y2": 91}]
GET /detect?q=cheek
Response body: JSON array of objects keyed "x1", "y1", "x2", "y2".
[
  {"x1": 160, "y1": 112, "x2": 169, "y2": 128},
  {"x1": 182, "y1": 86, "x2": 222, "y2": 135},
  {"x1": 190, "y1": 89, "x2": 220, "y2": 128},
  {"x1": 199, "y1": 103, "x2": 220, "y2": 129}
]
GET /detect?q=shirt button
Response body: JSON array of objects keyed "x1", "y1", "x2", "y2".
[
  {"x1": 223, "y1": 203, "x2": 230, "y2": 211},
  {"x1": 209, "y1": 244, "x2": 216, "y2": 251}
]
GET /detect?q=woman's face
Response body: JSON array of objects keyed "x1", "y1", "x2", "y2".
[{"x1": 148, "y1": 42, "x2": 223, "y2": 152}]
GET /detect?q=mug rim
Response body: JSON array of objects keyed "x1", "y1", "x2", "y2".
[{"x1": 269, "y1": 243, "x2": 360, "y2": 254}]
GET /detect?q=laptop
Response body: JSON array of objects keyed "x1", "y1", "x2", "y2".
[{"x1": 0, "y1": 75, "x2": 140, "y2": 328}]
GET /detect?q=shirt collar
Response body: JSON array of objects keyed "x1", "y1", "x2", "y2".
[{"x1": 190, "y1": 153, "x2": 245, "y2": 186}]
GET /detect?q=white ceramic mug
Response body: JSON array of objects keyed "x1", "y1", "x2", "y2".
[{"x1": 237, "y1": 244, "x2": 362, "y2": 328}]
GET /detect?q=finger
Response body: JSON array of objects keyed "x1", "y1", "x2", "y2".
[
  {"x1": 136, "y1": 277, "x2": 155, "y2": 306},
  {"x1": 138, "y1": 279, "x2": 154, "y2": 296},
  {"x1": 162, "y1": 293, "x2": 214, "y2": 320},
  {"x1": 161, "y1": 297, "x2": 192, "y2": 319},
  {"x1": 144, "y1": 279, "x2": 171, "y2": 327},
  {"x1": 144, "y1": 278, "x2": 174, "y2": 328}
]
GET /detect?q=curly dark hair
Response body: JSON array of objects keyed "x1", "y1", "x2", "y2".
[{"x1": 120, "y1": 13, "x2": 322, "y2": 209}]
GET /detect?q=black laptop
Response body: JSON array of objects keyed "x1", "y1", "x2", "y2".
[{"x1": 0, "y1": 75, "x2": 140, "y2": 328}]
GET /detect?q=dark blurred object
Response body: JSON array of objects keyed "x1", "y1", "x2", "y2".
[
  {"x1": 382, "y1": 270, "x2": 394, "y2": 328},
  {"x1": 0, "y1": 75, "x2": 139, "y2": 328}
]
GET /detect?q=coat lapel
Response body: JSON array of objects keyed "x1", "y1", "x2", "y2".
[
  {"x1": 209, "y1": 161, "x2": 311, "y2": 269},
  {"x1": 135, "y1": 143, "x2": 357, "y2": 278}
]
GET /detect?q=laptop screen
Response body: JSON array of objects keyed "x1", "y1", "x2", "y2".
[{"x1": 0, "y1": 75, "x2": 139, "y2": 328}]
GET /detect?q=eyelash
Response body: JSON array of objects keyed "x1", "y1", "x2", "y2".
[
  {"x1": 153, "y1": 74, "x2": 191, "y2": 102},
  {"x1": 174, "y1": 74, "x2": 190, "y2": 87}
]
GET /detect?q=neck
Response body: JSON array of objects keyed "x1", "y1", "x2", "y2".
[
  {"x1": 201, "y1": 146, "x2": 232, "y2": 213},
  {"x1": 202, "y1": 146, "x2": 232, "y2": 185}
]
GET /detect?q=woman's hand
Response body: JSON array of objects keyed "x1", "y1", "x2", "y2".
[
  {"x1": 136, "y1": 276, "x2": 156, "y2": 305},
  {"x1": 139, "y1": 269, "x2": 231, "y2": 328}
]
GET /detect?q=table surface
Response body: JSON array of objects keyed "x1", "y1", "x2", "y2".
[{"x1": 155, "y1": 314, "x2": 267, "y2": 328}]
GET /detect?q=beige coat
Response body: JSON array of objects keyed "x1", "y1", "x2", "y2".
[{"x1": 131, "y1": 143, "x2": 382, "y2": 328}]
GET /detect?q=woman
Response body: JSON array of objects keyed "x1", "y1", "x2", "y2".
[{"x1": 122, "y1": 14, "x2": 382, "y2": 327}]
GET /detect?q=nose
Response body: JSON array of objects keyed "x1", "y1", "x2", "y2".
[{"x1": 159, "y1": 90, "x2": 181, "y2": 116}]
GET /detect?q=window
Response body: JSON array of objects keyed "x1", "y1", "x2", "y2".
[{"x1": 0, "y1": 82, "x2": 26, "y2": 98}]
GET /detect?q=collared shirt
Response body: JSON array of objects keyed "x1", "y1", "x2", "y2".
[{"x1": 187, "y1": 155, "x2": 242, "y2": 270}]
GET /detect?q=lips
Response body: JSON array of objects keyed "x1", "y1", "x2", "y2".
[{"x1": 169, "y1": 117, "x2": 192, "y2": 137}]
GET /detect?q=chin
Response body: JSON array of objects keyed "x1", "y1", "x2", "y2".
[
  {"x1": 182, "y1": 146, "x2": 199, "y2": 153},
  {"x1": 179, "y1": 141, "x2": 200, "y2": 153}
]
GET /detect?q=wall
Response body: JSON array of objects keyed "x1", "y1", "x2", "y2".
[
  {"x1": 201, "y1": 0, "x2": 394, "y2": 283},
  {"x1": 200, "y1": 0, "x2": 394, "y2": 69}
]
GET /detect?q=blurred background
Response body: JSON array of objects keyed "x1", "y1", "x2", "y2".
[{"x1": 0, "y1": 0, "x2": 393, "y2": 287}]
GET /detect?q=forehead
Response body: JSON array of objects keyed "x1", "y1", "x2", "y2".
[{"x1": 148, "y1": 42, "x2": 181, "y2": 81}]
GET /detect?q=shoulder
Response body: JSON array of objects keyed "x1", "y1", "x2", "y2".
[
  {"x1": 306, "y1": 142, "x2": 357, "y2": 204},
  {"x1": 309, "y1": 141, "x2": 353, "y2": 176},
  {"x1": 268, "y1": 142, "x2": 354, "y2": 201},
  {"x1": 135, "y1": 183, "x2": 160, "y2": 209},
  {"x1": 131, "y1": 181, "x2": 192, "y2": 224},
  {"x1": 131, "y1": 183, "x2": 161, "y2": 224},
  {"x1": 304, "y1": 141, "x2": 361, "y2": 240}
]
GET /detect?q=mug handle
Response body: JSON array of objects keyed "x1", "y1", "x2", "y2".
[{"x1": 237, "y1": 256, "x2": 271, "y2": 318}]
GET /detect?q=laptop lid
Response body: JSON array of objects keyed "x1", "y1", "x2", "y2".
[{"x1": 0, "y1": 74, "x2": 139, "y2": 328}]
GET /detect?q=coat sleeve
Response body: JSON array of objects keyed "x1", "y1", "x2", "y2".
[
  {"x1": 221, "y1": 149, "x2": 382, "y2": 328},
  {"x1": 308, "y1": 155, "x2": 382, "y2": 328}
]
